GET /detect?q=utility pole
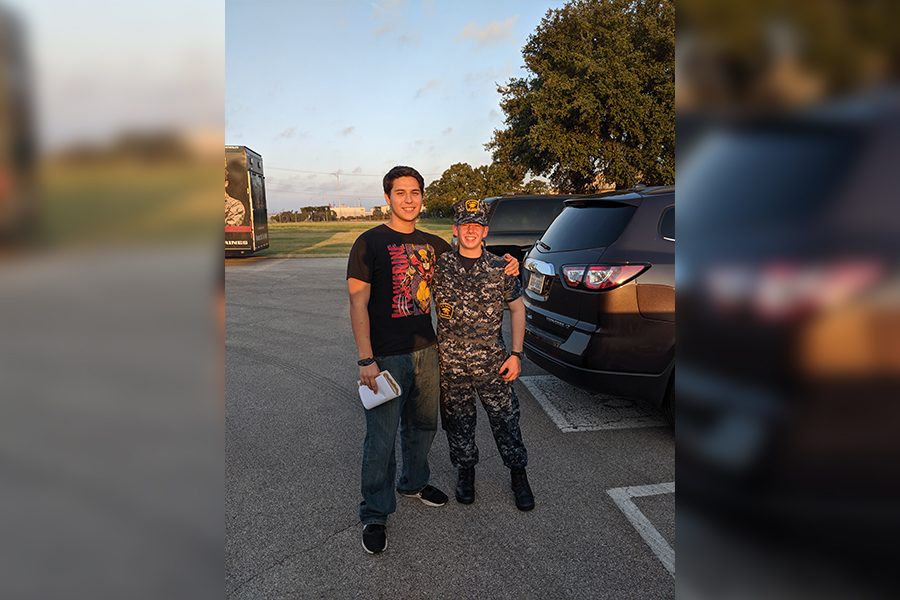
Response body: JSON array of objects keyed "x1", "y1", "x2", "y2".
[{"x1": 333, "y1": 170, "x2": 342, "y2": 202}]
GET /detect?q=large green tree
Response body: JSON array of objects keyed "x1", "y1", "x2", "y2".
[
  {"x1": 487, "y1": 0, "x2": 674, "y2": 192},
  {"x1": 424, "y1": 162, "x2": 550, "y2": 216}
]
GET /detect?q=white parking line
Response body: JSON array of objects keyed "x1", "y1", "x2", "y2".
[
  {"x1": 519, "y1": 375, "x2": 666, "y2": 431},
  {"x1": 520, "y1": 376, "x2": 572, "y2": 431},
  {"x1": 607, "y1": 482, "x2": 675, "y2": 577}
]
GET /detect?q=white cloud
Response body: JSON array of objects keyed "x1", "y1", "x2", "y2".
[
  {"x1": 372, "y1": 0, "x2": 406, "y2": 37},
  {"x1": 458, "y1": 16, "x2": 518, "y2": 46},
  {"x1": 415, "y1": 79, "x2": 440, "y2": 98},
  {"x1": 276, "y1": 127, "x2": 297, "y2": 140}
]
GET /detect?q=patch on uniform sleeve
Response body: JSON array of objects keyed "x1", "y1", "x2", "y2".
[{"x1": 438, "y1": 302, "x2": 455, "y2": 319}]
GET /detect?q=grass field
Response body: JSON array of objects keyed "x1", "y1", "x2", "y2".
[
  {"x1": 257, "y1": 220, "x2": 453, "y2": 256},
  {"x1": 40, "y1": 161, "x2": 217, "y2": 246}
]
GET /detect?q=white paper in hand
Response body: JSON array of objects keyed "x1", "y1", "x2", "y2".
[{"x1": 358, "y1": 370, "x2": 402, "y2": 409}]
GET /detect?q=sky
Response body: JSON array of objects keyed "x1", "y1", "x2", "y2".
[
  {"x1": 6, "y1": 0, "x2": 223, "y2": 150},
  {"x1": 226, "y1": 0, "x2": 569, "y2": 212}
]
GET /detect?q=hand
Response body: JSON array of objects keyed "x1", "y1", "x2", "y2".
[
  {"x1": 498, "y1": 355, "x2": 521, "y2": 383},
  {"x1": 359, "y1": 362, "x2": 380, "y2": 392},
  {"x1": 502, "y1": 253, "x2": 520, "y2": 277}
]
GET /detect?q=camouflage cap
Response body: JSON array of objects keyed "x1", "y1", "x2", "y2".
[{"x1": 454, "y1": 198, "x2": 489, "y2": 226}]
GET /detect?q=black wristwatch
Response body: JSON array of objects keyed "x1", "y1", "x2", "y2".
[
  {"x1": 510, "y1": 351, "x2": 524, "y2": 359},
  {"x1": 357, "y1": 357, "x2": 376, "y2": 366}
]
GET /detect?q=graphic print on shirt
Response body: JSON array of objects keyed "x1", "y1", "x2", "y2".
[{"x1": 389, "y1": 243, "x2": 435, "y2": 318}]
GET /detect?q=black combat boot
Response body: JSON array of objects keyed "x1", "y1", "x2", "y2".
[
  {"x1": 510, "y1": 467, "x2": 535, "y2": 511},
  {"x1": 455, "y1": 466, "x2": 475, "y2": 504}
]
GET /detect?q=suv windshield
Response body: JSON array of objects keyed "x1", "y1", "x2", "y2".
[
  {"x1": 487, "y1": 197, "x2": 567, "y2": 232},
  {"x1": 539, "y1": 205, "x2": 636, "y2": 252}
]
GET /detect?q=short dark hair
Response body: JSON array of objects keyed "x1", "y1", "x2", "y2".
[{"x1": 383, "y1": 166, "x2": 424, "y2": 195}]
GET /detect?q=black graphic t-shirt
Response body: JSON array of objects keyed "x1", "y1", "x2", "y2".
[{"x1": 347, "y1": 224, "x2": 452, "y2": 356}]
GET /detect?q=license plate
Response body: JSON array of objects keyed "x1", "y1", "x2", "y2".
[{"x1": 527, "y1": 272, "x2": 545, "y2": 293}]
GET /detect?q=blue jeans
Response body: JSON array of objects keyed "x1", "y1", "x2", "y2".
[{"x1": 359, "y1": 344, "x2": 439, "y2": 525}]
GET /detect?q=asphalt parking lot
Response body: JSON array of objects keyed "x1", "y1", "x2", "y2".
[{"x1": 226, "y1": 257, "x2": 675, "y2": 599}]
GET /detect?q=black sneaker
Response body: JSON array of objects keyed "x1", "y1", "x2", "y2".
[
  {"x1": 362, "y1": 524, "x2": 386, "y2": 554},
  {"x1": 398, "y1": 484, "x2": 448, "y2": 507}
]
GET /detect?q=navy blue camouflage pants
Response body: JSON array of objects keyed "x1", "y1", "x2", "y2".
[{"x1": 440, "y1": 373, "x2": 528, "y2": 470}]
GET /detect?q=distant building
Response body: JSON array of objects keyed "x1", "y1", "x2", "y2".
[{"x1": 332, "y1": 205, "x2": 368, "y2": 219}]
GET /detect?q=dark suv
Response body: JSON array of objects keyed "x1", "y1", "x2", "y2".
[
  {"x1": 521, "y1": 186, "x2": 675, "y2": 423},
  {"x1": 480, "y1": 194, "x2": 578, "y2": 264},
  {"x1": 677, "y1": 90, "x2": 900, "y2": 540}
]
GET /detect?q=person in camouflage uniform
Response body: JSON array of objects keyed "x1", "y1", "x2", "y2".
[{"x1": 432, "y1": 198, "x2": 535, "y2": 511}]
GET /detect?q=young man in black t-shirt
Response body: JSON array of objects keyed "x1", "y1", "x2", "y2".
[{"x1": 347, "y1": 166, "x2": 516, "y2": 554}]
